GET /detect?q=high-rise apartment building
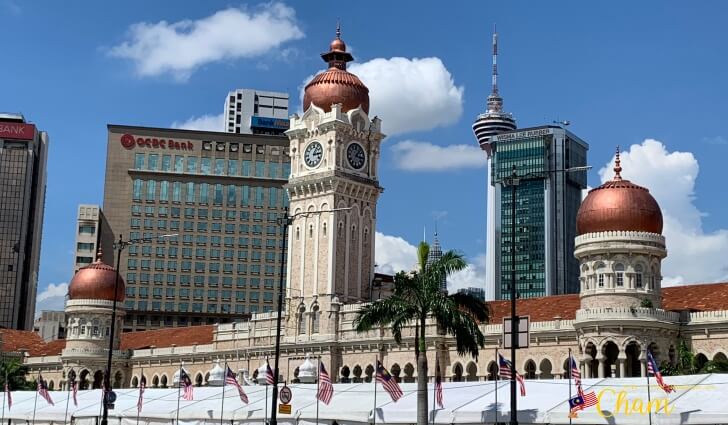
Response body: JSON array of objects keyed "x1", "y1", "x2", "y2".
[
  {"x1": 0, "y1": 113, "x2": 48, "y2": 330},
  {"x1": 104, "y1": 125, "x2": 290, "y2": 331},
  {"x1": 488, "y1": 126, "x2": 588, "y2": 300},
  {"x1": 224, "y1": 89, "x2": 289, "y2": 135},
  {"x1": 73, "y1": 204, "x2": 114, "y2": 273}
]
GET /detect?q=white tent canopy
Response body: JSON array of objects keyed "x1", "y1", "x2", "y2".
[{"x1": 2, "y1": 374, "x2": 727, "y2": 425}]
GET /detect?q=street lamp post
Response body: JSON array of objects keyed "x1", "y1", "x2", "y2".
[
  {"x1": 501, "y1": 165, "x2": 590, "y2": 425},
  {"x1": 101, "y1": 233, "x2": 177, "y2": 425},
  {"x1": 269, "y1": 207, "x2": 351, "y2": 425}
]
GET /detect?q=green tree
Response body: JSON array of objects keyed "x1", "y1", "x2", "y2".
[
  {"x1": 355, "y1": 242, "x2": 488, "y2": 425},
  {"x1": 0, "y1": 357, "x2": 35, "y2": 391}
]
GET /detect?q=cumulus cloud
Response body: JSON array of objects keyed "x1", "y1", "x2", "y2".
[
  {"x1": 599, "y1": 140, "x2": 728, "y2": 285},
  {"x1": 109, "y1": 3, "x2": 304, "y2": 81},
  {"x1": 391, "y1": 140, "x2": 486, "y2": 171},
  {"x1": 171, "y1": 113, "x2": 224, "y2": 131},
  {"x1": 301, "y1": 57, "x2": 463, "y2": 136},
  {"x1": 374, "y1": 232, "x2": 484, "y2": 293},
  {"x1": 35, "y1": 283, "x2": 68, "y2": 314}
]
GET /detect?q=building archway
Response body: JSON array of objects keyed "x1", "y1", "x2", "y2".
[
  {"x1": 364, "y1": 365, "x2": 374, "y2": 383},
  {"x1": 562, "y1": 358, "x2": 572, "y2": 379},
  {"x1": 466, "y1": 362, "x2": 478, "y2": 381},
  {"x1": 195, "y1": 373, "x2": 204, "y2": 387},
  {"x1": 391, "y1": 364, "x2": 402, "y2": 383},
  {"x1": 152, "y1": 375, "x2": 160, "y2": 388},
  {"x1": 524, "y1": 360, "x2": 537, "y2": 379},
  {"x1": 487, "y1": 361, "x2": 498, "y2": 381},
  {"x1": 160, "y1": 374, "x2": 168, "y2": 388},
  {"x1": 131, "y1": 376, "x2": 139, "y2": 388},
  {"x1": 340, "y1": 366, "x2": 351, "y2": 383},
  {"x1": 625, "y1": 341, "x2": 642, "y2": 377},
  {"x1": 352, "y1": 365, "x2": 363, "y2": 383},
  {"x1": 452, "y1": 363, "x2": 463, "y2": 382},
  {"x1": 93, "y1": 371, "x2": 104, "y2": 389},
  {"x1": 403, "y1": 363, "x2": 415, "y2": 383},
  {"x1": 48, "y1": 380, "x2": 54, "y2": 390},
  {"x1": 539, "y1": 359, "x2": 553, "y2": 379},
  {"x1": 114, "y1": 371, "x2": 124, "y2": 388},
  {"x1": 584, "y1": 342, "x2": 598, "y2": 378},
  {"x1": 695, "y1": 353, "x2": 709, "y2": 371},
  {"x1": 602, "y1": 341, "x2": 620, "y2": 377},
  {"x1": 714, "y1": 352, "x2": 728, "y2": 362}
]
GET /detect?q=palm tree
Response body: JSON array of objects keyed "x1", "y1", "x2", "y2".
[
  {"x1": 0, "y1": 357, "x2": 35, "y2": 391},
  {"x1": 355, "y1": 242, "x2": 488, "y2": 425}
]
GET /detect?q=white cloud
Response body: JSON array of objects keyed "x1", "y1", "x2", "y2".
[
  {"x1": 375, "y1": 232, "x2": 418, "y2": 275},
  {"x1": 35, "y1": 283, "x2": 68, "y2": 314},
  {"x1": 390, "y1": 140, "x2": 486, "y2": 171},
  {"x1": 300, "y1": 57, "x2": 463, "y2": 136},
  {"x1": 374, "y1": 232, "x2": 484, "y2": 293},
  {"x1": 109, "y1": 3, "x2": 304, "y2": 81},
  {"x1": 171, "y1": 113, "x2": 224, "y2": 131},
  {"x1": 598, "y1": 140, "x2": 728, "y2": 285}
]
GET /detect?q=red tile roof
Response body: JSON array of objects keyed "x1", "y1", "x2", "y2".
[
  {"x1": 120, "y1": 325, "x2": 215, "y2": 350},
  {"x1": 4, "y1": 282, "x2": 728, "y2": 357}
]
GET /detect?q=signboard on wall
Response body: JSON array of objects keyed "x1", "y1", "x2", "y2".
[
  {"x1": 250, "y1": 116, "x2": 290, "y2": 130},
  {"x1": 0, "y1": 122, "x2": 35, "y2": 140}
]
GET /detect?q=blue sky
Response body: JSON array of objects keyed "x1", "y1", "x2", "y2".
[{"x1": 2, "y1": 1, "x2": 727, "y2": 310}]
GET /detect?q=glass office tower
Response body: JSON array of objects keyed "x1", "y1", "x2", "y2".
[{"x1": 489, "y1": 126, "x2": 588, "y2": 300}]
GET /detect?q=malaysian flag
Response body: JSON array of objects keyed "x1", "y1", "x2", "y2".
[
  {"x1": 317, "y1": 362, "x2": 334, "y2": 405},
  {"x1": 570, "y1": 355, "x2": 583, "y2": 396},
  {"x1": 265, "y1": 361, "x2": 275, "y2": 385},
  {"x1": 568, "y1": 391, "x2": 598, "y2": 418},
  {"x1": 434, "y1": 359, "x2": 443, "y2": 408},
  {"x1": 179, "y1": 369, "x2": 194, "y2": 401},
  {"x1": 376, "y1": 361, "x2": 403, "y2": 402},
  {"x1": 225, "y1": 366, "x2": 248, "y2": 403},
  {"x1": 647, "y1": 350, "x2": 675, "y2": 394},
  {"x1": 498, "y1": 354, "x2": 526, "y2": 397},
  {"x1": 4, "y1": 382, "x2": 11, "y2": 409},
  {"x1": 37, "y1": 375, "x2": 54, "y2": 406},
  {"x1": 137, "y1": 376, "x2": 146, "y2": 413}
]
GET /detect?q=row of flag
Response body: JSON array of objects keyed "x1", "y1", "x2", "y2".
[{"x1": 9, "y1": 349, "x2": 675, "y2": 416}]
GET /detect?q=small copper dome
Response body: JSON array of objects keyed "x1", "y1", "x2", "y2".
[
  {"x1": 69, "y1": 254, "x2": 125, "y2": 302},
  {"x1": 577, "y1": 149, "x2": 663, "y2": 235},
  {"x1": 302, "y1": 24, "x2": 369, "y2": 114}
]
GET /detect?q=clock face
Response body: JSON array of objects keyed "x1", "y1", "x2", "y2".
[
  {"x1": 346, "y1": 143, "x2": 366, "y2": 170},
  {"x1": 304, "y1": 142, "x2": 323, "y2": 168}
]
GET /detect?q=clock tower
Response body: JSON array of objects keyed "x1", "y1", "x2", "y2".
[{"x1": 284, "y1": 27, "x2": 384, "y2": 336}]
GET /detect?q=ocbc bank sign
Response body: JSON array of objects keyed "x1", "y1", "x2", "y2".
[{"x1": 120, "y1": 133, "x2": 193, "y2": 151}]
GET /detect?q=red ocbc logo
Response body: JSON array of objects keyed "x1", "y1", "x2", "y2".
[{"x1": 120, "y1": 133, "x2": 193, "y2": 151}]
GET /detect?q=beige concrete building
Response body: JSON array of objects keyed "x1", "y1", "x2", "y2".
[
  {"x1": 5, "y1": 30, "x2": 728, "y2": 397},
  {"x1": 103, "y1": 125, "x2": 291, "y2": 331},
  {"x1": 73, "y1": 204, "x2": 114, "y2": 273}
]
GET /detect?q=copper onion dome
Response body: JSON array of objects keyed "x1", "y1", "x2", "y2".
[
  {"x1": 302, "y1": 24, "x2": 369, "y2": 114},
  {"x1": 68, "y1": 251, "x2": 125, "y2": 302},
  {"x1": 577, "y1": 148, "x2": 663, "y2": 235}
]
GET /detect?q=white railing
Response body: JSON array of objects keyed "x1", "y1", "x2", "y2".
[
  {"x1": 688, "y1": 310, "x2": 728, "y2": 323},
  {"x1": 575, "y1": 307, "x2": 679, "y2": 322},
  {"x1": 131, "y1": 344, "x2": 214, "y2": 358}
]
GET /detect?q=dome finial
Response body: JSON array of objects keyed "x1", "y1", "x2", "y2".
[
  {"x1": 614, "y1": 146, "x2": 623, "y2": 181},
  {"x1": 95, "y1": 247, "x2": 103, "y2": 262},
  {"x1": 336, "y1": 20, "x2": 341, "y2": 39}
]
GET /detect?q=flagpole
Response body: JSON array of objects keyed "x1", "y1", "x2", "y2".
[
  {"x1": 2, "y1": 370, "x2": 7, "y2": 425},
  {"x1": 265, "y1": 358, "x2": 269, "y2": 425},
  {"x1": 220, "y1": 362, "x2": 227, "y2": 425},
  {"x1": 64, "y1": 374, "x2": 71, "y2": 425},
  {"x1": 31, "y1": 372, "x2": 40, "y2": 425},
  {"x1": 136, "y1": 368, "x2": 143, "y2": 425},
  {"x1": 646, "y1": 371, "x2": 653, "y2": 425},
  {"x1": 176, "y1": 364, "x2": 182, "y2": 425},
  {"x1": 568, "y1": 348, "x2": 572, "y2": 425},
  {"x1": 372, "y1": 354, "x2": 378, "y2": 425},
  {"x1": 494, "y1": 348, "x2": 498, "y2": 425},
  {"x1": 316, "y1": 357, "x2": 320, "y2": 425},
  {"x1": 430, "y1": 352, "x2": 436, "y2": 425}
]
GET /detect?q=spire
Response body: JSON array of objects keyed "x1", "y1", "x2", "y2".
[
  {"x1": 95, "y1": 247, "x2": 103, "y2": 262},
  {"x1": 613, "y1": 146, "x2": 623, "y2": 180},
  {"x1": 492, "y1": 24, "x2": 498, "y2": 95},
  {"x1": 336, "y1": 20, "x2": 341, "y2": 40},
  {"x1": 486, "y1": 24, "x2": 504, "y2": 113},
  {"x1": 322, "y1": 21, "x2": 352, "y2": 70}
]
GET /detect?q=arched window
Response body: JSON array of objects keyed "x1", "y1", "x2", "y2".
[
  {"x1": 298, "y1": 306, "x2": 306, "y2": 335},
  {"x1": 452, "y1": 363, "x2": 463, "y2": 382},
  {"x1": 524, "y1": 360, "x2": 537, "y2": 379},
  {"x1": 152, "y1": 375, "x2": 159, "y2": 388},
  {"x1": 614, "y1": 263, "x2": 625, "y2": 287},
  {"x1": 596, "y1": 263, "x2": 606, "y2": 288},
  {"x1": 311, "y1": 305, "x2": 320, "y2": 334},
  {"x1": 364, "y1": 365, "x2": 374, "y2": 383},
  {"x1": 634, "y1": 264, "x2": 644, "y2": 288}
]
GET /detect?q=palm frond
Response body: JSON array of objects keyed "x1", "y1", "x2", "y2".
[
  {"x1": 354, "y1": 295, "x2": 418, "y2": 334},
  {"x1": 449, "y1": 291, "x2": 489, "y2": 323}
]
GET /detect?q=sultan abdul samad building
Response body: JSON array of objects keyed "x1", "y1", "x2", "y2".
[{"x1": 3, "y1": 31, "x2": 728, "y2": 391}]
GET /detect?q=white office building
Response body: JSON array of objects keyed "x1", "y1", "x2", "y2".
[{"x1": 223, "y1": 89, "x2": 289, "y2": 135}]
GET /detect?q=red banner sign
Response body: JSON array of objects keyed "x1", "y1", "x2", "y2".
[
  {"x1": 0, "y1": 123, "x2": 36, "y2": 140},
  {"x1": 120, "y1": 133, "x2": 193, "y2": 151}
]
